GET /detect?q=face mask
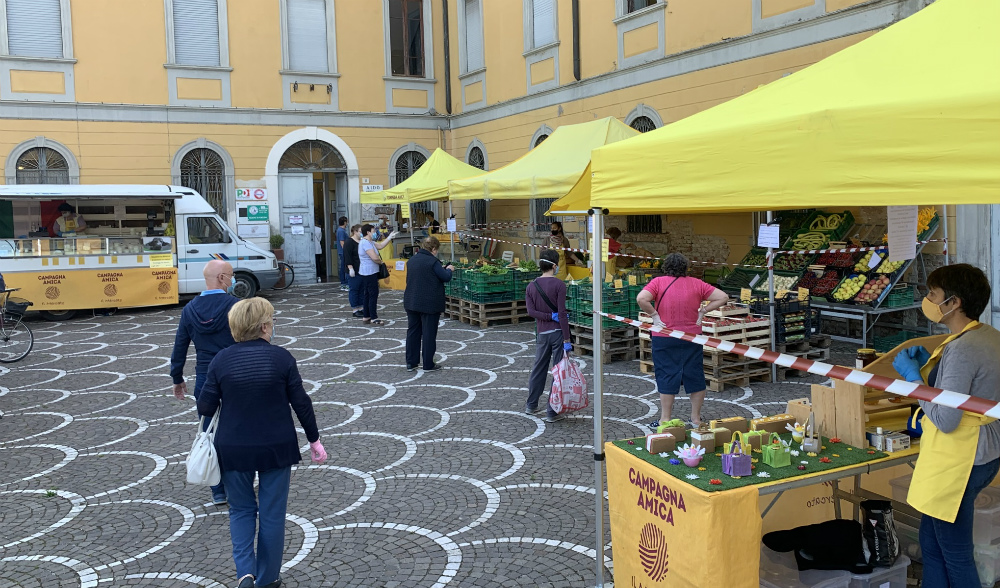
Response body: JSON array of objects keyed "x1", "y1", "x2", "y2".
[
  {"x1": 226, "y1": 283, "x2": 235, "y2": 295},
  {"x1": 269, "y1": 322, "x2": 276, "y2": 340},
  {"x1": 551, "y1": 229, "x2": 559, "y2": 235},
  {"x1": 921, "y1": 295, "x2": 956, "y2": 323}
]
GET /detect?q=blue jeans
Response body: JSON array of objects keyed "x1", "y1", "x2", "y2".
[
  {"x1": 338, "y1": 252, "x2": 347, "y2": 285},
  {"x1": 194, "y1": 376, "x2": 226, "y2": 500},
  {"x1": 348, "y1": 274, "x2": 362, "y2": 308},
  {"x1": 221, "y1": 466, "x2": 292, "y2": 586},
  {"x1": 920, "y1": 458, "x2": 1000, "y2": 587}
]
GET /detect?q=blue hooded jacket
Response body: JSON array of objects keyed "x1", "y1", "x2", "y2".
[{"x1": 170, "y1": 292, "x2": 238, "y2": 397}]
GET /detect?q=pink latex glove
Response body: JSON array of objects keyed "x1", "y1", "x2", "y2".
[{"x1": 309, "y1": 440, "x2": 327, "y2": 464}]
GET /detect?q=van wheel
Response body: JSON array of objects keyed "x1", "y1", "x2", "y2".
[
  {"x1": 232, "y1": 273, "x2": 258, "y2": 299},
  {"x1": 40, "y1": 309, "x2": 78, "y2": 321}
]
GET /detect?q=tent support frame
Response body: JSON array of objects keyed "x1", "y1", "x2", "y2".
[{"x1": 590, "y1": 207, "x2": 608, "y2": 587}]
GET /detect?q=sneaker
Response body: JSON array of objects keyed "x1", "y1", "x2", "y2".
[
  {"x1": 406, "y1": 365, "x2": 417, "y2": 372},
  {"x1": 543, "y1": 413, "x2": 566, "y2": 423},
  {"x1": 212, "y1": 494, "x2": 227, "y2": 506},
  {"x1": 422, "y1": 364, "x2": 443, "y2": 372},
  {"x1": 525, "y1": 406, "x2": 542, "y2": 415},
  {"x1": 341, "y1": 285, "x2": 349, "y2": 292},
  {"x1": 235, "y1": 574, "x2": 254, "y2": 588},
  {"x1": 257, "y1": 579, "x2": 282, "y2": 588},
  {"x1": 353, "y1": 310, "x2": 364, "y2": 318}
]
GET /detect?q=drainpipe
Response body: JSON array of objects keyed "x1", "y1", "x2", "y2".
[
  {"x1": 442, "y1": 0, "x2": 453, "y2": 115},
  {"x1": 572, "y1": 0, "x2": 581, "y2": 81}
]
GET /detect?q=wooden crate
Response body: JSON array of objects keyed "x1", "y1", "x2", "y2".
[
  {"x1": 569, "y1": 323, "x2": 638, "y2": 363},
  {"x1": 445, "y1": 296, "x2": 462, "y2": 321},
  {"x1": 456, "y1": 298, "x2": 529, "y2": 328},
  {"x1": 706, "y1": 367, "x2": 772, "y2": 392}
]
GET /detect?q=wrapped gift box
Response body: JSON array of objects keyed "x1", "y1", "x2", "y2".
[
  {"x1": 710, "y1": 417, "x2": 749, "y2": 437},
  {"x1": 689, "y1": 429, "x2": 715, "y2": 453},
  {"x1": 645, "y1": 433, "x2": 677, "y2": 454},
  {"x1": 751, "y1": 414, "x2": 797, "y2": 434}
]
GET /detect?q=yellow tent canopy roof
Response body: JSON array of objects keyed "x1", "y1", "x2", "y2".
[
  {"x1": 361, "y1": 148, "x2": 484, "y2": 204},
  {"x1": 588, "y1": 0, "x2": 1000, "y2": 215},
  {"x1": 448, "y1": 117, "x2": 638, "y2": 201}
]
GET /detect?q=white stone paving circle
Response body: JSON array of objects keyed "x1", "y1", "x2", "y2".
[{"x1": 0, "y1": 285, "x2": 821, "y2": 587}]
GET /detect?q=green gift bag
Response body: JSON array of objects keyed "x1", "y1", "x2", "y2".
[
  {"x1": 762, "y1": 433, "x2": 792, "y2": 468},
  {"x1": 743, "y1": 429, "x2": 767, "y2": 452}
]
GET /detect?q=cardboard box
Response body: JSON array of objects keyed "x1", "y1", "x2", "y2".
[
  {"x1": 884, "y1": 432, "x2": 910, "y2": 453},
  {"x1": 645, "y1": 433, "x2": 676, "y2": 454},
  {"x1": 710, "y1": 427, "x2": 731, "y2": 448},
  {"x1": 786, "y1": 398, "x2": 813, "y2": 428},
  {"x1": 751, "y1": 414, "x2": 797, "y2": 434},
  {"x1": 710, "y1": 417, "x2": 749, "y2": 438},
  {"x1": 658, "y1": 426, "x2": 687, "y2": 443},
  {"x1": 689, "y1": 429, "x2": 715, "y2": 453}
]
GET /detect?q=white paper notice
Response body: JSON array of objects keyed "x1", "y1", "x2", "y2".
[
  {"x1": 868, "y1": 251, "x2": 883, "y2": 269},
  {"x1": 757, "y1": 224, "x2": 781, "y2": 248},
  {"x1": 887, "y1": 206, "x2": 918, "y2": 262},
  {"x1": 395, "y1": 261, "x2": 405, "y2": 271},
  {"x1": 749, "y1": 274, "x2": 761, "y2": 288},
  {"x1": 446, "y1": 218, "x2": 457, "y2": 232},
  {"x1": 291, "y1": 225, "x2": 305, "y2": 235}
]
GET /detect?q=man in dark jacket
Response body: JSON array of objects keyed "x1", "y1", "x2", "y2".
[
  {"x1": 403, "y1": 237, "x2": 453, "y2": 372},
  {"x1": 170, "y1": 258, "x2": 238, "y2": 504}
]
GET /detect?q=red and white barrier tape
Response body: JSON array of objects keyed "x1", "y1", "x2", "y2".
[
  {"x1": 601, "y1": 311, "x2": 1000, "y2": 419},
  {"x1": 458, "y1": 221, "x2": 533, "y2": 230}
]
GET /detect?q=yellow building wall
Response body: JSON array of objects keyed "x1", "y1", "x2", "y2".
[
  {"x1": 666, "y1": 0, "x2": 753, "y2": 56},
  {"x1": 579, "y1": 1, "x2": 618, "y2": 79},
  {"x1": 482, "y1": 3, "x2": 527, "y2": 106},
  {"x1": 336, "y1": 1, "x2": 390, "y2": 113},
  {"x1": 229, "y1": 0, "x2": 283, "y2": 109}
]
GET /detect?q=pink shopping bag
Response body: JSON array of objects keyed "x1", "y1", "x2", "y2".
[{"x1": 549, "y1": 356, "x2": 589, "y2": 414}]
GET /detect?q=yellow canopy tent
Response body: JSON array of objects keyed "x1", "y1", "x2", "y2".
[
  {"x1": 585, "y1": 0, "x2": 1000, "y2": 214},
  {"x1": 448, "y1": 117, "x2": 638, "y2": 201},
  {"x1": 361, "y1": 148, "x2": 484, "y2": 204}
]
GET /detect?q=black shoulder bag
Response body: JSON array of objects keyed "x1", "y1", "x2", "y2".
[{"x1": 532, "y1": 280, "x2": 559, "y2": 313}]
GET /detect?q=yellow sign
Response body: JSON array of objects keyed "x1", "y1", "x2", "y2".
[
  {"x1": 628, "y1": 275, "x2": 637, "y2": 286},
  {"x1": 777, "y1": 289, "x2": 790, "y2": 299},
  {"x1": 400, "y1": 203, "x2": 410, "y2": 218},
  {"x1": 798, "y1": 287, "x2": 810, "y2": 301},
  {"x1": 614, "y1": 279, "x2": 624, "y2": 289},
  {"x1": 602, "y1": 238, "x2": 610, "y2": 262},
  {"x1": 514, "y1": 257, "x2": 520, "y2": 264},
  {"x1": 149, "y1": 254, "x2": 173, "y2": 269},
  {"x1": 4, "y1": 268, "x2": 179, "y2": 311},
  {"x1": 740, "y1": 288, "x2": 752, "y2": 302},
  {"x1": 606, "y1": 443, "x2": 761, "y2": 588},
  {"x1": 460, "y1": 257, "x2": 469, "y2": 264}
]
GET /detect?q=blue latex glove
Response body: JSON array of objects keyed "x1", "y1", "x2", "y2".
[
  {"x1": 905, "y1": 345, "x2": 931, "y2": 368},
  {"x1": 551, "y1": 312, "x2": 560, "y2": 322},
  {"x1": 563, "y1": 342, "x2": 572, "y2": 352},
  {"x1": 892, "y1": 352, "x2": 923, "y2": 383}
]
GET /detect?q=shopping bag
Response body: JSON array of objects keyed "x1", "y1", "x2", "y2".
[
  {"x1": 762, "y1": 433, "x2": 792, "y2": 468},
  {"x1": 721, "y1": 431, "x2": 752, "y2": 477},
  {"x1": 549, "y1": 356, "x2": 589, "y2": 414},
  {"x1": 861, "y1": 500, "x2": 900, "y2": 567},
  {"x1": 186, "y1": 411, "x2": 221, "y2": 486}
]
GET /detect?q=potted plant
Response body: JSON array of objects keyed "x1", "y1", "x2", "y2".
[{"x1": 270, "y1": 232, "x2": 286, "y2": 288}]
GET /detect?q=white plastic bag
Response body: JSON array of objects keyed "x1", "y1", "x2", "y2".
[
  {"x1": 186, "y1": 411, "x2": 221, "y2": 486},
  {"x1": 549, "y1": 356, "x2": 589, "y2": 414}
]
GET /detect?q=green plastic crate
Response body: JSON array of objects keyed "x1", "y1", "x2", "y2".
[
  {"x1": 463, "y1": 290, "x2": 515, "y2": 304},
  {"x1": 873, "y1": 330, "x2": 926, "y2": 353},
  {"x1": 463, "y1": 271, "x2": 513, "y2": 293},
  {"x1": 883, "y1": 284, "x2": 916, "y2": 308}
]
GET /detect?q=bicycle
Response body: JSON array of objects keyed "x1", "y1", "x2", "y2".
[
  {"x1": 273, "y1": 261, "x2": 295, "y2": 290},
  {"x1": 0, "y1": 288, "x2": 34, "y2": 363}
]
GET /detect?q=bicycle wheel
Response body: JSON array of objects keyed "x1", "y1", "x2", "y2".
[
  {"x1": 0, "y1": 313, "x2": 33, "y2": 363},
  {"x1": 273, "y1": 262, "x2": 295, "y2": 290}
]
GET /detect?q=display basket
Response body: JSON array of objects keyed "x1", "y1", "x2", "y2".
[
  {"x1": 776, "y1": 210, "x2": 815, "y2": 241},
  {"x1": 783, "y1": 228, "x2": 831, "y2": 251},
  {"x1": 918, "y1": 213, "x2": 940, "y2": 242},
  {"x1": 824, "y1": 273, "x2": 868, "y2": 304},
  {"x1": 771, "y1": 252, "x2": 817, "y2": 273},
  {"x1": 463, "y1": 270, "x2": 513, "y2": 293},
  {"x1": 750, "y1": 270, "x2": 804, "y2": 297},
  {"x1": 463, "y1": 290, "x2": 515, "y2": 304},
  {"x1": 719, "y1": 268, "x2": 766, "y2": 294},
  {"x1": 750, "y1": 296, "x2": 808, "y2": 316},
  {"x1": 4, "y1": 298, "x2": 31, "y2": 315},
  {"x1": 701, "y1": 266, "x2": 730, "y2": 285},
  {"x1": 883, "y1": 284, "x2": 917, "y2": 308},
  {"x1": 802, "y1": 210, "x2": 856, "y2": 241},
  {"x1": 737, "y1": 247, "x2": 769, "y2": 269}
]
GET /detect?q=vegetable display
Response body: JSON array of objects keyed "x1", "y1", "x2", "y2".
[
  {"x1": 832, "y1": 274, "x2": 867, "y2": 302},
  {"x1": 854, "y1": 275, "x2": 891, "y2": 304},
  {"x1": 854, "y1": 251, "x2": 883, "y2": 273},
  {"x1": 816, "y1": 251, "x2": 856, "y2": 268},
  {"x1": 809, "y1": 214, "x2": 845, "y2": 232},
  {"x1": 877, "y1": 259, "x2": 906, "y2": 274},
  {"x1": 807, "y1": 271, "x2": 842, "y2": 296},
  {"x1": 773, "y1": 253, "x2": 814, "y2": 272},
  {"x1": 918, "y1": 207, "x2": 937, "y2": 234},
  {"x1": 788, "y1": 232, "x2": 828, "y2": 250},
  {"x1": 741, "y1": 251, "x2": 768, "y2": 267},
  {"x1": 767, "y1": 275, "x2": 799, "y2": 291},
  {"x1": 517, "y1": 259, "x2": 539, "y2": 272}
]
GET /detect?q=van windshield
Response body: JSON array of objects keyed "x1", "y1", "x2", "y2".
[{"x1": 187, "y1": 217, "x2": 230, "y2": 244}]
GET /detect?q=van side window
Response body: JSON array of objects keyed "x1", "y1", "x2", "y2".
[{"x1": 187, "y1": 217, "x2": 229, "y2": 244}]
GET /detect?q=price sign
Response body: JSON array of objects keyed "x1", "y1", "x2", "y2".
[
  {"x1": 798, "y1": 287, "x2": 810, "y2": 301},
  {"x1": 614, "y1": 279, "x2": 624, "y2": 289},
  {"x1": 628, "y1": 275, "x2": 637, "y2": 286},
  {"x1": 601, "y1": 238, "x2": 610, "y2": 262},
  {"x1": 446, "y1": 218, "x2": 457, "y2": 232},
  {"x1": 514, "y1": 257, "x2": 520, "y2": 264},
  {"x1": 740, "y1": 288, "x2": 752, "y2": 302},
  {"x1": 460, "y1": 257, "x2": 469, "y2": 264},
  {"x1": 400, "y1": 203, "x2": 410, "y2": 218},
  {"x1": 777, "y1": 289, "x2": 790, "y2": 299}
]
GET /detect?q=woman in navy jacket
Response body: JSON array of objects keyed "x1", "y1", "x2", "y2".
[
  {"x1": 198, "y1": 297, "x2": 327, "y2": 588},
  {"x1": 403, "y1": 236, "x2": 453, "y2": 371}
]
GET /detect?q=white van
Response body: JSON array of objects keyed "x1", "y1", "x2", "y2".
[{"x1": 0, "y1": 184, "x2": 279, "y2": 320}]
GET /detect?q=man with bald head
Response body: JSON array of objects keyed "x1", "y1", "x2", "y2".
[{"x1": 170, "y1": 259, "x2": 238, "y2": 504}]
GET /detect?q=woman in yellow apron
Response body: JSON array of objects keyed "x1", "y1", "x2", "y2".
[
  {"x1": 892, "y1": 264, "x2": 1000, "y2": 587},
  {"x1": 53, "y1": 202, "x2": 87, "y2": 236},
  {"x1": 549, "y1": 221, "x2": 581, "y2": 281}
]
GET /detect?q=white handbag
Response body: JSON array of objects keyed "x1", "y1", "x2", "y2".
[{"x1": 186, "y1": 410, "x2": 221, "y2": 486}]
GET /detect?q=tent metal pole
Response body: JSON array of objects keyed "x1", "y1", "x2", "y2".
[
  {"x1": 449, "y1": 200, "x2": 455, "y2": 263},
  {"x1": 590, "y1": 207, "x2": 607, "y2": 587},
  {"x1": 767, "y1": 211, "x2": 777, "y2": 382}
]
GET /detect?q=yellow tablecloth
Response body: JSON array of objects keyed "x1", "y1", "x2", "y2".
[{"x1": 383, "y1": 258, "x2": 407, "y2": 291}]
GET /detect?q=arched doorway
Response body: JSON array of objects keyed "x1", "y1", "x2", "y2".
[{"x1": 277, "y1": 139, "x2": 349, "y2": 283}]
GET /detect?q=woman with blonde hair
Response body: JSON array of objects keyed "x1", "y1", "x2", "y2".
[{"x1": 198, "y1": 297, "x2": 327, "y2": 588}]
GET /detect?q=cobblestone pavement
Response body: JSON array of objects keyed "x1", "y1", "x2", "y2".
[{"x1": 0, "y1": 284, "x2": 833, "y2": 587}]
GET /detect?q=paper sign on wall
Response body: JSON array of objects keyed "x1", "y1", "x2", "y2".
[
  {"x1": 887, "y1": 206, "x2": 918, "y2": 262},
  {"x1": 446, "y1": 218, "x2": 457, "y2": 232},
  {"x1": 501, "y1": 250, "x2": 514, "y2": 262},
  {"x1": 400, "y1": 203, "x2": 410, "y2": 218},
  {"x1": 757, "y1": 224, "x2": 781, "y2": 248},
  {"x1": 289, "y1": 215, "x2": 303, "y2": 225},
  {"x1": 291, "y1": 225, "x2": 304, "y2": 235}
]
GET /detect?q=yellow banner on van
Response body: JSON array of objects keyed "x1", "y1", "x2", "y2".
[
  {"x1": 4, "y1": 268, "x2": 179, "y2": 311},
  {"x1": 606, "y1": 443, "x2": 761, "y2": 588}
]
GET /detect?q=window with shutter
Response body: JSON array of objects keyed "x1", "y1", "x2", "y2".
[
  {"x1": 172, "y1": 0, "x2": 222, "y2": 67},
  {"x1": 531, "y1": 0, "x2": 555, "y2": 48},
  {"x1": 463, "y1": 0, "x2": 483, "y2": 72},
  {"x1": 5, "y1": 0, "x2": 63, "y2": 58},
  {"x1": 389, "y1": 0, "x2": 424, "y2": 77},
  {"x1": 287, "y1": 0, "x2": 329, "y2": 72}
]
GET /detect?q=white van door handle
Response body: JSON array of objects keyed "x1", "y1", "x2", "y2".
[{"x1": 187, "y1": 249, "x2": 199, "y2": 253}]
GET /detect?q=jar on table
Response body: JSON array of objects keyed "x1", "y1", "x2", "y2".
[{"x1": 856, "y1": 348, "x2": 877, "y2": 369}]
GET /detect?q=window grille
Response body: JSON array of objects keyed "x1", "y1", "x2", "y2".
[
  {"x1": 173, "y1": 0, "x2": 221, "y2": 66},
  {"x1": 389, "y1": 0, "x2": 425, "y2": 77},
  {"x1": 287, "y1": 0, "x2": 329, "y2": 72},
  {"x1": 629, "y1": 115, "x2": 657, "y2": 133},
  {"x1": 533, "y1": 134, "x2": 549, "y2": 148},
  {"x1": 278, "y1": 140, "x2": 346, "y2": 171},
  {"x1": 468, "y1": 146, "x2": 485, "y2": 170},
  {"x1": 532, "y1": 198, "x2": 556, "y2": 230},
  {"x1": 15, "y1": 148, "x2": 69, "y2": 184},
  {"x1": 6, "y1": 0, "x2": 63, "y2": 58},
  {"x1": 394, "y1": 151, "x2": 431, "y2": 226},
  {"x1": 627, "y1": 215, "x2": 662, "y2": 234},
  {"x1": 180, "y1": 148, "x2": 226, "y2": 216}
]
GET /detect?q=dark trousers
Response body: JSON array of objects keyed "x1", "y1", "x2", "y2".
[
  {"x1": 526, "y1": 329, "x2": 564, "y2": 419},
  {"x1": 920, "y1": 458, "x2": 1000, "y2": 587},
  {"x1": 221, "y1": 466, "x2": 291, "y2": 586},
  {"x1": 337, "y1": 252, "x2": 347, "y2": 285},
  {"x1": 348, "y1": 274, "x2": 362, "y2": 308},
  {"x1": 361, "y1": 273, "x2": 380, "y2": 320},
  {"x1": 406, "y1": 311, "x2": 440, "y2": 369}
]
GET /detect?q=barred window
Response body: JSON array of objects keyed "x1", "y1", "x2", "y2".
[
  {"x1": 180, "y1": 148, "x2": 226, "y2": 216},
  {"x1": 532, "y1": 198, "x2": 556, "y2": 230},
  {"x1": 629, "y1": 115, "x2": 657, "y2": 133},
  {"x1": 468, "y1": 146, "x2": 485, "y2": 170},
  {"x1": 627, "y1": 215, "x2": 662, "y2": 234},
  {"x1": 395, "y1": 150, "x2": 432, "y2": 225},
  {"x1": 533, "y1": 134, "x2": 549, "y2": 148},
  {"x1": 15, "y1": 147, "x2": 69, "y2": 184}
]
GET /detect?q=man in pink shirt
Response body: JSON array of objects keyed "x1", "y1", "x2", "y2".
[{"x1": 636, "y1": 253, "x2": 730, "y2": 426}]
